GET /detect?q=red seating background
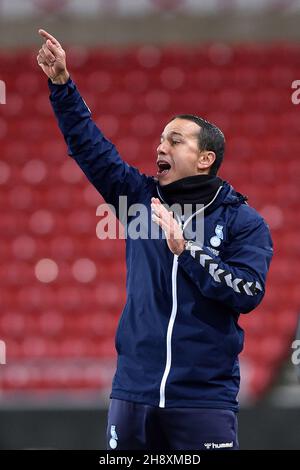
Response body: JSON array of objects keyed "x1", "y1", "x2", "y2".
[{"x1": 0, "y1": 43, "x2": 299, "y2": 401}]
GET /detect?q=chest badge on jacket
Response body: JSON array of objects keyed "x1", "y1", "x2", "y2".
[{"x1": 210, "y1": 224, "x2": 224, "y2": 248}]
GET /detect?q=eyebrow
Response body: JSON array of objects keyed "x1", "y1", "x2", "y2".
[{"x1": 160, "y1": 131, "x2": 184, "y2": 140}]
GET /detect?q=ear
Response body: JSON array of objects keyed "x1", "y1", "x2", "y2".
[{"x1": 197, "y1": 150, "x2": 216, "y2": 171}]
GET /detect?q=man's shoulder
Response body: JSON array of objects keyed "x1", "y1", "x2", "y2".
[
  {"x1": 231, "y1": 202, "x2": 269, "y2": 237},
  {"x1": 236, "y1": 200, "x2": 264, "y2": 221},
  {"x1": 220, "y1": 182, "x2": 266, "y2": 227}
]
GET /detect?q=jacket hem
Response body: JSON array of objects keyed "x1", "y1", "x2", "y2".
[{"x1": 110, "y1": 390, "x2": 239, "y2": 412}]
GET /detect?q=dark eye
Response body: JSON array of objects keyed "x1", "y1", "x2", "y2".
[{"x1": 171, "y1": 140, "x2": 180, "y2": 145}]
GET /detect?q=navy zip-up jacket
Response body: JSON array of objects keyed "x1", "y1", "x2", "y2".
[{"x1": 49, "y1": 79, "x2": 273, "y2": 411}]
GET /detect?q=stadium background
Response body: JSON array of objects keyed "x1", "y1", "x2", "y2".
[{"x1": 0, "y1": 0, "x2": 300, "y2": 449}]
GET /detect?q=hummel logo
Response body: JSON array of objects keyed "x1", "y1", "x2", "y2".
[
  {"x1": 206, "y1": 246, "x2": 220, "y2": 256},
  {"x1": 204, "y1": 441, "x2": 233, "y2": 449}
]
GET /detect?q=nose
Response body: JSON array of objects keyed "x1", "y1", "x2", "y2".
[{"x1": 157, "y1": 140, "x2": 168, "y2": 155}]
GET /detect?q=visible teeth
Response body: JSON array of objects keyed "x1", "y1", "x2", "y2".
[
  {"x1": 157, "y1": 168, "x2": 169, "y2": 176},
  {"x1": 157, "y1": 162, "x2": 171, "y2": 172}
]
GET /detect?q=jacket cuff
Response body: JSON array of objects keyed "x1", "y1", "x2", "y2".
[{"x1": 48, "y1": 77, "x2": 76, "y2": 102}]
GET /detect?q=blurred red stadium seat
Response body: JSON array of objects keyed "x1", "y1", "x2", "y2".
[{"x1": 0, "y1": 44, "x2": 298, "y2": 400}]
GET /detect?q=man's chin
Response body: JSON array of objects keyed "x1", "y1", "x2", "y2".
[{"x1": 157, "y1": 172, "x2": 174, "y2": 186}]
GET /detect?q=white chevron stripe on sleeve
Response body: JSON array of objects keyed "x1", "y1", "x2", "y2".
[
  {"x1": 244, "y1": 282, "x2": 254, "y2": 296},
  {"x1": 185, "y1": 244, "x2": 262, "y2": 296},
  {"x1": 256, "y1": 281, "x2": 263, "y2": 291},
  {"x1": 213, "y1": 268, "x2": 224, "y2": 282},
  {"x1": 232, "y1": 278, "x2": 243, "y2": 293},
  {"x1": 224, "y1": 273, "x2": 233, "y2": 288},
  {"x1": 199, "y1": 254, "x2": 211, "y2": 267},
  {"x1": 209, "y1": 263, "x2": 218, "y2": 277}
]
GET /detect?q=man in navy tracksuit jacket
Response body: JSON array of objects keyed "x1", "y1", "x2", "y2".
[{"x1": 37, "y1": 30, "x2": 273, "y2": 450}]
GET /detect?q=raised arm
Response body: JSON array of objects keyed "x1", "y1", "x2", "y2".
[{"x1": 37, "y1": 30, "x2": 152, "y2": 212}]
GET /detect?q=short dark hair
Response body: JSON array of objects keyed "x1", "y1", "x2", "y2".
[{"x1": 170, "y1": 114, "x2": 225, "y2": 176}]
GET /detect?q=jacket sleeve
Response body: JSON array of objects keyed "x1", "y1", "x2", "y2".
[
  {"x1": 177, "y1": 212, "x2": 273, "y2": 314},
  {"x1": 48, "y1": 78, "x2": 151, "y2": 212}
]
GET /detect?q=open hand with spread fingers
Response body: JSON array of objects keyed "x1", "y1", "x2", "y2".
[{"x1": 151, "y1": 197, "x2": 185, "y2": 256}]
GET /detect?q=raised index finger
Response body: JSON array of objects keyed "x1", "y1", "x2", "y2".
[{"x1": 38, "y1": 29, "x2": 61, "y2": 47}]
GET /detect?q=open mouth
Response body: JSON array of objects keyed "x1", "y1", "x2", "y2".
[{"x1": 157, "y1": 160, "x2": 171, "y2": 176}]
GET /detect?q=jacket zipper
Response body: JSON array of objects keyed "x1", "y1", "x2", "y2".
[
  {"x1": 157, "y1": 185, "x2": 223, "y2": 408},
  {"x1": 159, "y1": 251, "x2": 179, "y2": 408}
]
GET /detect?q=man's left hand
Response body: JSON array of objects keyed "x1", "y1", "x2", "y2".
[{"x1": 151, "y1": 197, "x2": 185, "y2": 256}]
